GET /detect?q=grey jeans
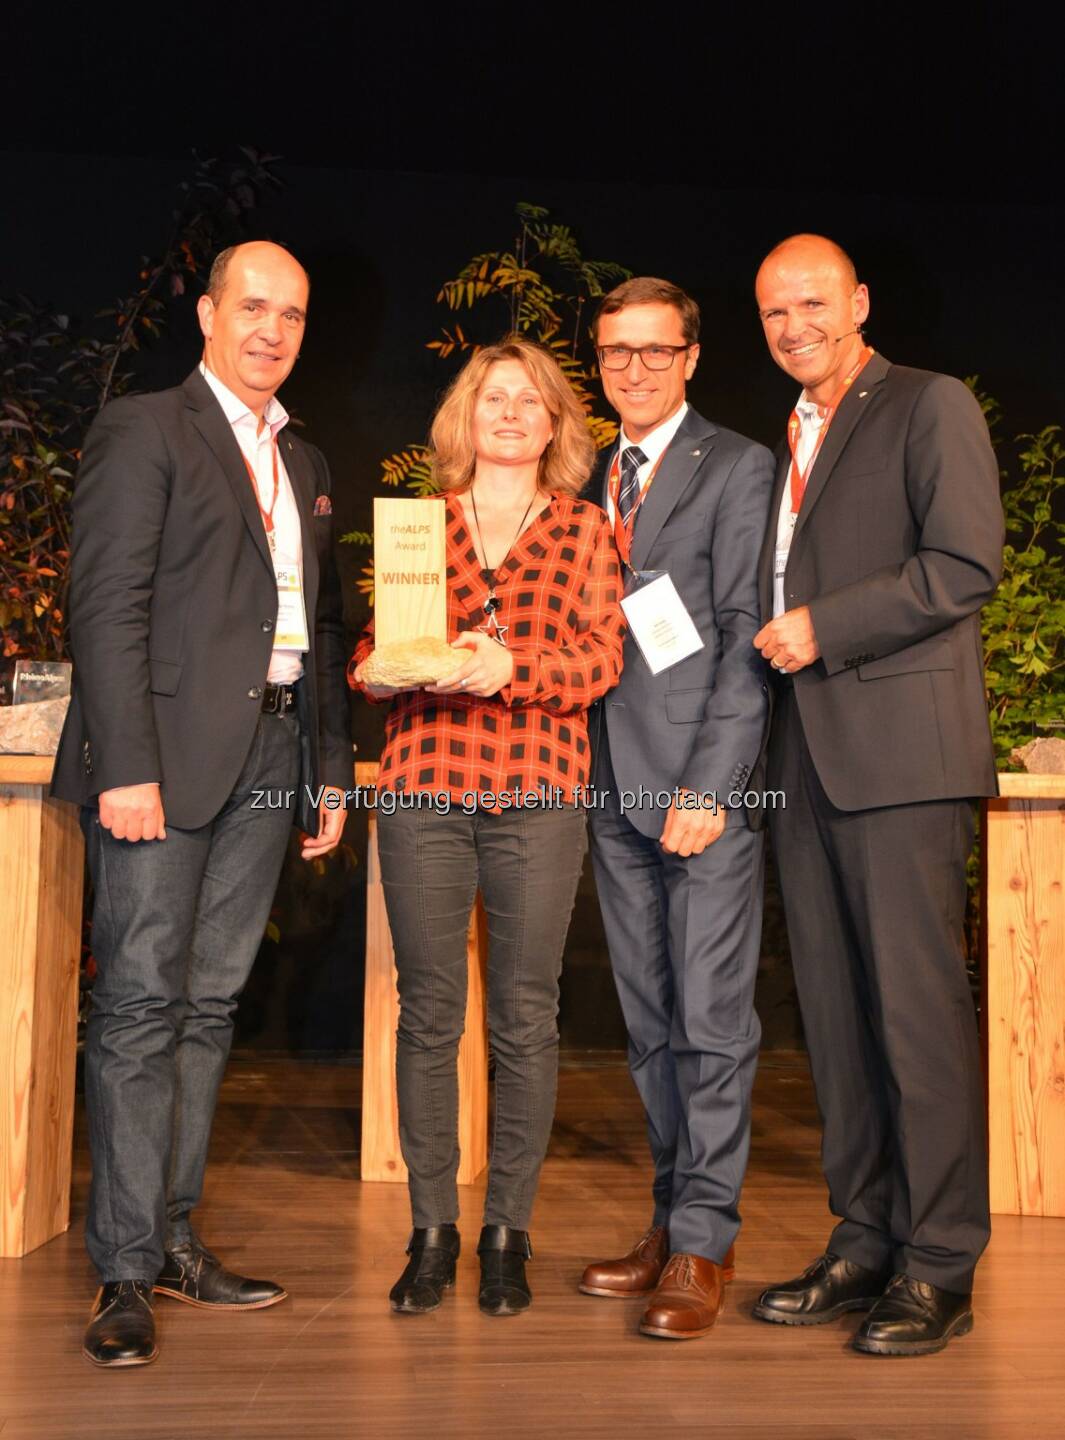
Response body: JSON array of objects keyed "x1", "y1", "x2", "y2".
[
  {"x1": 377, "y1": 800, "x2": 587, "y2": 1231},
  {"x1": 82, "y1": 711, "x2": 300, "y2": 1282}
]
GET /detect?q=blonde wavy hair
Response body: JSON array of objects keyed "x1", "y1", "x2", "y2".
[{"x1": 428, "y1": 338, "x2": 595, "y2": 496}]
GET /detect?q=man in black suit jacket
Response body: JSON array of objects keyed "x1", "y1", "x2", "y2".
[
  {"x1": 52, "y1": 241, "x2": 352, "y2": 1367},
  {"x1": 576, "y1": 278, "x2": 774, "y2": 1341},
  {"x1": 750, "y1": 234, "x2": 1003, "y2": 1356}
]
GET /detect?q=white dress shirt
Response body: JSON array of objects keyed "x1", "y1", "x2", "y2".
[
  {"x1": 606, "y1": 401, "x2": 690, "y2": 525},
  {"x1": 200, "y1": 363, "x2": 306, "y2": 684},
  {"x1": 772, "y1": 396, "x2": 825, "y2": 618}
]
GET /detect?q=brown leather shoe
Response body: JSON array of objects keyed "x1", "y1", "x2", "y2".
[
  {"x1": 580, "y1": 1227, "x2": 735, "y2": 1298},
  {"x1": 639, "y1": 1252, "x2": 727, "y2": 1340},
  {"x1": 579, "y1": 1225, "x2": 669, "y2": 1297}
]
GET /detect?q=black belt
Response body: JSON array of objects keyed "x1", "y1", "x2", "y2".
[{"x1": 262, "y1": 680, "x2": 299, "y2": 714}]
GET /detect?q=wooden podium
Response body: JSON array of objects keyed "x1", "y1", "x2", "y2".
[
  {"x1": 359, "y1": 499, "x2": 487, "y2": 1184},
  {"x1": 358, "y1": 761, "x2": 488, "y2": 1184},
  {"x1": 0, "y1": 755, "x2": 84, "y2": 1257},
  {"x1": 984, "y1": 773, "x2": 1065, "y2": 1217}
]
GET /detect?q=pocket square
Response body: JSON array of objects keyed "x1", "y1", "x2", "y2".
[{"x1": 313, "y1": 494, "x2": 333, "y2": 517}]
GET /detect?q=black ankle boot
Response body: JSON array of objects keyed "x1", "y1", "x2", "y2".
[
  {"x1": 389, "y1": 1225, "x2": 460, "y2": 1314},
  {"x1": 477, "y1": 1225, "x2": 532, "y2": 1316}
]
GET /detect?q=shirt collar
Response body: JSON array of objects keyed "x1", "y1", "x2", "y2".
[
  {"x1": 794, "y1": 394, "x2": 826, "y2": 426},
  {"x1": 199, "y1": 361, "x2": 289, "y2": 439},
  {"x1": 620, "y1": 400, "x2": 689, "y2": 466}
]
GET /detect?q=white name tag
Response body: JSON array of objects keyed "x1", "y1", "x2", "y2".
[
  {"x1": 620, "y1": 574, "x2": 704, "y2": 676},
  {"x1": 273, "y1": 562, "x2": 309, "y2": 651}
]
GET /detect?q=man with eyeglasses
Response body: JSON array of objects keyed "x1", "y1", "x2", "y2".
[{"x1": 579, "y1": 277, "x2": 773, "y2": 1341}]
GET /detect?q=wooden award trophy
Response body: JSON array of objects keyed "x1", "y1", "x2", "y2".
[{"x1": 361, "y1": 496, "x2": 454, "y2": 685}]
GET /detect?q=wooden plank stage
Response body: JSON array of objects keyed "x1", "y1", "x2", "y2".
[{"x1": 0, "y1": 1054, "x2": 1062, "y2": 1440}]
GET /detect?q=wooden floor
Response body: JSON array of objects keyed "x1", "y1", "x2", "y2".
[{"x1": 1, "y1": 1054, "x2": 1063, "y2": 1440}]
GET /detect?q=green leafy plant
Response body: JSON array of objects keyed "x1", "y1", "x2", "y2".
[
  {"x1": 342, "y1": 202, "x2": 631, "y2": 597},
  {"x1": 0, "y1": 148, "x2": 282, "y2": 663},
  {"x1": 975, "y1": 392, "x2": 1065, "y2": 763}
]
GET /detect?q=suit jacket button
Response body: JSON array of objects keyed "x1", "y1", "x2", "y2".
[
  {"x1": 262, "y1": 619, "x2": 274, "y2": 633},
  {"x1": 248, "y1": 686, "x2": 263, "y2": 700}
]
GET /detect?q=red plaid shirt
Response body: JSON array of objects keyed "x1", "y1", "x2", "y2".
[{"x1": 349, "y1": 493, "x2": 625, "y2": 809}]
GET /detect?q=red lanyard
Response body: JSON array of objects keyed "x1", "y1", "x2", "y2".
[
  {"x1": 240, "y1": 438, "x2": 280, "y2": 537},
  {"x1": 608, "y1": 446, "x2": 668, "y2": 566},
  {"x1": 787, "y1": 346, "x2": 875, "y2": 514}
]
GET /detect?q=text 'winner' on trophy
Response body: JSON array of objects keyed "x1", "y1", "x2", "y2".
[{"x1": 359, "y1": 496, "x2": 455, "y2": 685}]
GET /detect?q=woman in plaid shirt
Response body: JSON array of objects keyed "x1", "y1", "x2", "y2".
[{"x1": 351, "y1": 339, "x2": 625, "y2": 1318}]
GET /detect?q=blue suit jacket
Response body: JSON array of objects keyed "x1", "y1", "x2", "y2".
[{"x1": 585, "y1": 406, "x2": 774, "y2": 838}]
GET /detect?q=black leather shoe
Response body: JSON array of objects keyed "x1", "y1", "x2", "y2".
[
  {"x1": 389, "y1": 1225, "x2": 461, "y2": 1314},
  {"x1": 83, "y1": 1281, "x2": 158, "y2": 1367},
  {"x1": 853, "y1": 1273, "x2": 973, "y2": 1355},
  {"x1": 753, "y1": 1252, "x2": 892, "y2": 1325},
  {"x1": 155, "y1": 1234, "x2": 287, "y2": 1309},
  {"x1": 477, "y1": 1225, "x2": 532, "y2": 1316}
]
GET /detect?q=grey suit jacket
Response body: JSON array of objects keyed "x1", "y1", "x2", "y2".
[
  {"x1": 587, "y1": 406, "x2": 774, "y2": 838},
  {"x1": 755, "y1": 353, "x2": 1004, "y2": 811},
  {"x1": 52, "y1": 369, "x2": 352, "y2": 832}
]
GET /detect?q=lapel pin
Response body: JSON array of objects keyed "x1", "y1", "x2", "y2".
[
  {"x1": 691, "y1": 448, "x2": 701, "y2": 457},
  {"x1": 858, "y1": 390, "x2": 868, "y2": 398}
]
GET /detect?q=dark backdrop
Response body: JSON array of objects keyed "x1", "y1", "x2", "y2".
[{"x1": 3, "y1": 145, "x2": 1062, "y2": 1052}]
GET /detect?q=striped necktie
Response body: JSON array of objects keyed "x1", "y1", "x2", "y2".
[{"x1": 617, "y1": 444, "x2": 648, "y2": 528}]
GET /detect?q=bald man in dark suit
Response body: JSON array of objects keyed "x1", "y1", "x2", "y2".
[
  {"x1": 751, "y1": 233, "x2": 1002, "y2": 1357},
  {"x1": 54, "y1": 242, "x2": 352, "y2": 1366}
]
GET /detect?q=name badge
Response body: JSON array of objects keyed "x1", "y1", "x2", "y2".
[
  {"x1": 273, "y1": 562, "x2": 309, "y2": 651},
  {"x1": 620, "y1": 573, "x2": 704, "y2": 676}
]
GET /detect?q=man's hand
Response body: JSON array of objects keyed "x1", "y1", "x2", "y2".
[
  {"x1": 659, "y1": 790, "x2": 726, "y2": 857},
  {"x1": 98, "y1": 783, "x2": 166, "y2": 842},
  {"x1": 301, "y1": 786, "x2": 347, "y2": 860},
  {"x1": 427, "y1": 632, "x2": 515, "y2": 698},
  {"x1": 753, "y1": 605, "x2": 821, "y2": 674}
]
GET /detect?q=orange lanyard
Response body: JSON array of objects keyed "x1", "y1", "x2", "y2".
[
  {"x1": 240, "y1": 438, "x2": 280, "y2": 538},
  {"x1": 787, "y1": 346, "x2": 875, "y2": 513},
  {"x1": 608, "y1": 446, "x2": 668, "y2": 566}
]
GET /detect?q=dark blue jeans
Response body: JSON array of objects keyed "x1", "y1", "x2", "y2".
[
  {"x1": 82, "y1": 712, "x2": 300, "y2": 1282},
  {"x1": 377, "y1": 800, "x2": 588, "y2": 1231}
]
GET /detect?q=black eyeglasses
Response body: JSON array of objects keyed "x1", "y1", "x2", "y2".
[{"x1": 597, "y1": 344, "x2": 690, "y2": 371}]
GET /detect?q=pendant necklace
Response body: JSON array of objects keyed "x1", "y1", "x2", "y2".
[{"x1": 468, "y1": 486, "x2": 541, "y2": 646}]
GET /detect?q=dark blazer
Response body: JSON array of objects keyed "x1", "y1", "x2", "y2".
[
  {"x1": 585, "y1": 406, "x2": 774, "y2": 838},
  {"x1": 52, "y1": 369, "x2": 352, "y2": 832},
  {"x1": 756, "y1": 353, "x2": 1003, "y2": 811}
]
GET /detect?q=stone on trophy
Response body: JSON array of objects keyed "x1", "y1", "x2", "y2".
[
  {"x1": 1010, "y1": 737, "x2": 1065, "y2": 774},
  {"x1": 0, "y1": 696, "x2": 71, "y2": 754},
  {"x1": 361, "y1": 636, "x2": 459, "y2": 687}
]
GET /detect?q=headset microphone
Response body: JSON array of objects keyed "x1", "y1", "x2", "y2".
[{"x1": 833, "y1": 326, "x2": 864, "y2": 345}]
